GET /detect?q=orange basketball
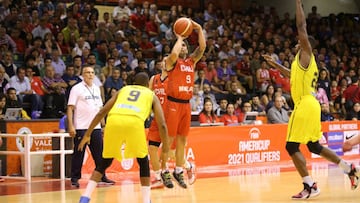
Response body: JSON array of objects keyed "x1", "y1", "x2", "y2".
[{"x1": 173, "y1": 17, "x2": 193, "y2": 37}]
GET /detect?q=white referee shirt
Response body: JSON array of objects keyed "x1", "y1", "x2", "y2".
[{"x1": 68, "y1": 81, "x2": 103, "y2": 130}]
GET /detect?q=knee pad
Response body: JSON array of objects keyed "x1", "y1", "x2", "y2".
[
  {"x1": 95, "y1": 158, "x2": 113, "y2": 174},
  {"x1": 307, "y1": 141, "x2": 323, "y2": 155},
  {"x1": 286, "y1": 142, "x2": 300, "y2": 156},
  {"x1": 137, "y1": 156, "x2": 150, "y2": 177}
]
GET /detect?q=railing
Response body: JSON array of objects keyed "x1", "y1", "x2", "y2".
[{"x1": 0, "y1": 133, "x2": 73, "y2": 182}]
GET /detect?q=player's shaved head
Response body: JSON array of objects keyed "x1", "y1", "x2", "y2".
[{"x1": 133, "y1": 72, "x2": 149, "y2": 87}]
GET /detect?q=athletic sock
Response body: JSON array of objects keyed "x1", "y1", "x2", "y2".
[
  {"x1": 141, "y1": 186, "x2": 151, "y2": 203},
  {"x1": 155, "y1": 170, "x2": 161, "y2": 180},
  {"x1": 338, "y1": 159, "x2": 351, "y2": 173},
  {"x1": 175, "y1": 166, "x2": 183, "y2": 174},
  {"x1": 83, "y1": 180, "x2": 97, "y2": 198},
  {"x1": 302, "y1": 176, "x2": 314, "y2": 186}
]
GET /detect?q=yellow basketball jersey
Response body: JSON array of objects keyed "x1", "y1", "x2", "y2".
[
  {"x1": 108, "y1": 85, "x2": 154, "y2": 121},
  {"x1": 290, "y1": 52, "x2": 318, "y2": 104}
]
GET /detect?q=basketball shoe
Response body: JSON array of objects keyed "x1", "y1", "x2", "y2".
[
  {"x1": 79, "y1": 196, "x2": 90, "y2": 203},
  {"x1": 348, "y1": 163, "x2": 360, "y2": 190},
  {"x1": 173, "y1": 171, "x2": 187, "y2": 189},
  {"x1": 161, "y1": 170, "x2": 174, "y2": 188},
  {"x1": 291, "y1": 182, "x2": 320, "y2": 200},
  {"x1": 151, "y1": 179, "x2": 164, "y2": 189},
  {"x1": 186, "y1": 162, "x2": 196, "y2": 185}
]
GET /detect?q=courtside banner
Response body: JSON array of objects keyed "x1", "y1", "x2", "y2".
[{"x1": 80, "y1": 121, "x2": 359, "y2": 174}]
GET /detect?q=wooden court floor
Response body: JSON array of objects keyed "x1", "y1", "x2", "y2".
[{"x1": 1, "y1": 159, "x2": 360, "y2": 203}]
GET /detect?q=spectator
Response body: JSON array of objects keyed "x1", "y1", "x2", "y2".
[
  {"x1": 198, "y1": 98, "x2": 220, "y2": 124},
  {"x1": 256, "y1": 61, "x2": 271, "y2": 93},
  {"x1": 267, "y1": 95, "x2": 289, "y2": 124},
  {"x1": 316, "y1": 84, "x2": 329, "y2": 105},
  {"x1": 0, "y1": 93, "x2": 6, "y2": 119},
  {"x1": 321, "y1": 103, "x2": 336, "y2": 121},
  {"x1": 345, "y1": 102, "x2": 360, "y2": 120},
  {"x1": 134, "y1": 59, "x2": 150, "y2": 76},
  {"x1": 215, "y1": 98, "x2": 228, "y2": 117},
  {"x1": 0, "y1": 51, "x2": 17, "y2": 80},
  {"x1": 238, "y1": 101, "x2": 252, "y2": 123},
  {"x1": 0, "y1": 26, "x2": 17, "y2": 53},
  {"x1": 251, "y1": 95, "x2": 266, "y2": 116},
  {"x1": 190, "y1": 84, "x2": 204, "y2": 113},
  {"x1": 61, "y1": 17, "x2": 80, "y2": 46},
  {"x1": 112, "y1": 0, "x2": 131, "y2": 23},
  {"x1": 104, "y1": 67, "x2": 124, "y2": 98},
  {"x1": 0, "y1": 66, "x2": 9, "y2": 94},
  {"x1": 31, "y1": 17, "x2": 52, "y2": 40},
  {"x1": 220, "y1": 103, "x2": 239, "y2": 126},
  {"x1": 61, "y1": 65, "x2": 82, "y2": 100},
  {"x1": 342, "y1": 76, "x2": 360, "y2": 112},
  {"x1": 216, "y1": 59, "x2": 234, "y2": 90},
  {"x1": 317, "y1": 68, "x2": 331, "y2": 100},
  {"x1": 235, "y1": 52, "x2": 254, "y2": 91},
  {"x1": 42, "y1": 66, "x2": 68, "y2": 118},
  {"x1": 51, "y1": 49, "x2": 66, "y2": 76},
  {"x1": 5, "y1": 87, "x2": 30, "y2": 119},
  {"x1": 9, "y1": 67, "x2": 43, "y2": 119}
]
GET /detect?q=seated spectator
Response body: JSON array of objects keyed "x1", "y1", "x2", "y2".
[
  {"x1": 0, "y1": 93, "x2": 6, "y2": 119},
  {"x1": 198, "y1": 98, "x2": 220, "y2": 124},
  {"x1": 134, "y1": 59, "x2": 150, "y2": 76},
  {"x1": 0, "y1": 132, "x2": 3, "y2": 181},
  {"x1": 261, "y1": 84, "x2": 275, "y2": 109},
  {"x1": 0, "y1": 66, "x2": 10, "y2": 94},
  {"x1": 216, "y1": 59, "x2": 234, "y2": 90},
  {"x1": 238, "y1": 102, "x2": 252, "y2": 123},
  {"x1": 235, "y1": 52, "x2": 254, "y2": 91},
  {"x1": 5, "y1": 87, "x2": 30, "y2": 119},
  {"x1": 345, "y1": 102, "x2": 360, "y2": 120},
  {"x1": 316, "y1": 84, "x2": 329, "y2": 105},
  {"x1": 342, "y1": 76, "x2": 360, "y2": 112},
  {"x1": 321, "y1": 103, "x2": 336, "y2": 121},
  {"x1": 267, "y1": 95, "x2": 289, "y2": 124},
  {"x1": 101, "y1": 57, "x2": 115, "y2": 83},
  {"x1": 227, "y1": 81, "x2": 247, "y2": 105},
  {"x1": 251, "y1": 95, "x2": 266, "y2": 116},
  {"x1": 215, "y1": 98, "x2": 228, "y2": 117},
  {"x1": 9, "y1": 67, "x2": 43, "y2": 119},
  {"x1": 203, "y1": 83, "x2": 219, "y2": 110},
  {"x1": 256, "y1": 61, "x2": 271, "y2": 93},
  {"x1": 0, "y1": 50, "x2": 17, "y2": 80},
  {"x1": 190, "y1": 84, "x2": 204, "y2": 113},
  {"x1": 104, "y1": 67, "x2": 124, "y2": 98},
  {"x1": 42, "y1": 66, "x2": 67, "y2": 118},
  {"x1": 61, "y1": 65, "x2": 82, "y2": 100},
  {"x1": 220, "y1": 103, "x2": 239, "y2": 126}
]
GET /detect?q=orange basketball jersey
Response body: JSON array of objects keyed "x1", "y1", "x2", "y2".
[
  {"x1": 152, "y1": 74, "x2": 168, "y2": 108},
  {"x1": 167, "y1": 57, "x2": 195, "y2": 100}
]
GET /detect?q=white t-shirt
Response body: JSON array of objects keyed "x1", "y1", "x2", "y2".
[{"x1": 67, "y1": 81, "x2": 103, "y2": 129}]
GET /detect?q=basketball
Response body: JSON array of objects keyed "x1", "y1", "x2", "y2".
[{"x1": 173, "y1": 17, "x2": 193, "y2": 37}]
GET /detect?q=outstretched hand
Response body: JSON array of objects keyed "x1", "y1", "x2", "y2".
[{"x1": 78, "y1": 136, "x2": 90, "y2": 151}]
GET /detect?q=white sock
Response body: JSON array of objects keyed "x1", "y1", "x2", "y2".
[
  {"x1": 338, "y1": 159, "x2": 351, "y2": 173},
  {"x1": 155, "y1": 170, "x2": 161, "y2": 180},
  {"x1": 184, "y1": 161, "x2": 191, "y2": 170},
  {"x1": 141, "y1": 186, "x2": 151, "y2": 203},
  {"x1": 175, "y1": 166, "x2": 183, "y2": 174},
  {"x1": 83, "y1": 180, "x2": 97, "y2": 198},
  {"x1": 302, "y1": 176, "x2": 314, "y2": 186}
]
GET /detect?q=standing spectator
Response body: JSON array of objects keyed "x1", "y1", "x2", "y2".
[
  {"x1": 67, "y1": 65, "x2": 114, "y2": 188},
  {"x1": 267, "y1": 95, "x2": 289, "y2": 124}
]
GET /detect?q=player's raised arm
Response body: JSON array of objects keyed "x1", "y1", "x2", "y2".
[
  {"x1": 165, "y1": 34, "x2": 186, "y2": 71},
  {"x1": 190, "y1": 20, "x2": 206, "y2": 64},
  {"x1": 296, "y1": 0, "x2": 312, "y2": 68}
]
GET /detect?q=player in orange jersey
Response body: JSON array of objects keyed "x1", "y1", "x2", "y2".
[{"x1": 161, "y1": 19, "x2": 206, "y2": 189}]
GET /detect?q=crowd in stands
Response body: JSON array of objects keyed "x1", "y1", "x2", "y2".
[{"x1": 0, "y1": 0, "x2": 359, "y2": 124}]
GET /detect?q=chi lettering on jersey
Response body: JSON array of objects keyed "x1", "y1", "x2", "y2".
[{"x1": 180, "y1": 64, "x2": 194, "y2": 72}]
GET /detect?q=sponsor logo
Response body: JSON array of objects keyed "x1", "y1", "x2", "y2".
[
  {"x1": 16, "y1": 127, "x2": 33, "y2": 152},
  {"x1": 249, "y1": 127, "x2": 261, "y2": 139}
]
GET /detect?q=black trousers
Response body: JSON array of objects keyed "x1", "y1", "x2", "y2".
[{"x1": 71, "y1": 129, "x2": 103, "y2": 180}]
